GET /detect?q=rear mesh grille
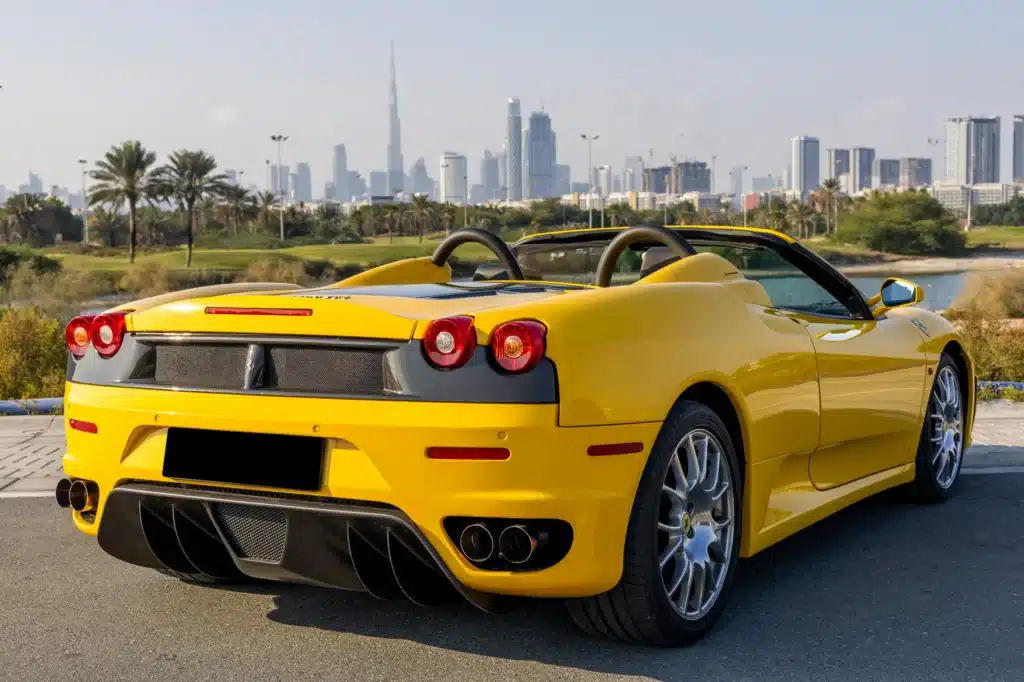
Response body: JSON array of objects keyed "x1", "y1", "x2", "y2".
[
  {"x1": 266, "y1": 345, "x2": 385, "y2": 394},
  {"x1": 212, "y1": 503, "x2": 287, "y2": 562},
  {"x1": 155, "y1": 344, "x2": 248, "y2": 389},
  {"x1": 149, "y1": 342, "x2": 387, "y2": 395}
]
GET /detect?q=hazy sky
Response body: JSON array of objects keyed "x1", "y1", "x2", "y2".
[{"x1": 1, "y1": 0, "x2": 1021, "y2": 192}]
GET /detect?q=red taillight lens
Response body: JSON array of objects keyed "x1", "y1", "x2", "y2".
[
  {"x1": 491, "y1": 320, "x2": 546, "y2": 373},
  {"x1": 422, "y1": 316, "x2": 477, "y2": 369},
  {"x1": 90, "y1": 312, "x2": 128, "y2": 358},
  {"x1": 65, "y1": 316, "x2": 95, "y2": 358}
]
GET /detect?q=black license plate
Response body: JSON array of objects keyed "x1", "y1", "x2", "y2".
[{"x1": 163, "y1": 427, "x2": 325, "y2": 492}]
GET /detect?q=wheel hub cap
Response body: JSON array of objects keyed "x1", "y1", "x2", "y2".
[
  {"x1": 929, "y1": 366, "x2": 963, "y2": 490},
  {"x1": 658, "y1": 428, "x2": 735, "y2": 621}
]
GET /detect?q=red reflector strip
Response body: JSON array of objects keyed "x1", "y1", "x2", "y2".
[
  {"x1": 69, "y1": 419, "x2": 98, "y2": 434},
  {"x1": 587, "y1": 442, "x2": 644, "y2": 457},
  {"x1": 204, "y1": 307, "x2": 313, "y2": 316},
  {"x1": 426, "y1": 447, "x2": 510, "y2": 461}
]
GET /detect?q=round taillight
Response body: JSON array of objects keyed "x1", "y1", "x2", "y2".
[
  {"x1": 491, "y1": 320, "x2": 546, "y2": 373},
  {"x1": 90, "y1": 312, "x2": 128, "y2": 358},
  {"x1": 422, "y1": 316, "x2": 477, "y2": 369},
  {"x1": 65, "y1": 316, "x2": 95, "y2": 358}
]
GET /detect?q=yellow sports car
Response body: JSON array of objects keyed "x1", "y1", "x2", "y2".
[{"x1": 56, "y1": 224, "x2": 975, "y2": 646}]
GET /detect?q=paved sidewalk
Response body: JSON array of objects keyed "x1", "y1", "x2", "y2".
[{"x1": 2, "y1": 403, "x2": 1022, "y2": 498}]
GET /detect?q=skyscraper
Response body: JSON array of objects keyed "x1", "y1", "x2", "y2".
[
  {"x1": 505, "y1": 98, "x2": 523, "y2": 201},
  {"x1": 825, "y1": 149, "x2": 850, "y2": 181},
  {"x1": 850, "y1": 148, "x2": 875, "y2": 193},
  {"x1": 790, "y1": 136, "x2": 820, "y2": 196},
  {"x1": 871, "y1": 159, "x2": 900, "y2": 188},
  {"x1": 439, "y1": 152, "x2": 468, "y2": 204},
  {"x1": 294, "y1": 163, "x2": 313, "y2": 203},
  {"x1": 480, "y1": 151, "x2": 500, "y2": 200},
  {"x1": 945, "y1": 116, "x2": 1001, "y2": 185},
  {"x1": 333, "y1": 144, "x2": 349, "y2": 202},
  {"x1": 270, "y1": 165, "x2": 289, "y2": 198},
  {"x1": 623, "y1": 156, "x2": 644, "y2": 191},
  {"x1": 1012, "y1": 115, "x2": 1024, "y2": 182},
  {"x1": 525, "y1": 111, "x2": 556, "y2": 198},
  {"x1": 386, "y1": 42, "x2": 404, "y2": 194}
]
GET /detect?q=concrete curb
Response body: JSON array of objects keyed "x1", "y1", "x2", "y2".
[{"x1": 3, "y1": 380, "x2": 1021, "y2": 416}]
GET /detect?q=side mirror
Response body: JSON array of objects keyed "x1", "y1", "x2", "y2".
[{"x1": 873, "y1": 277, "x2": 923, "y2": 314}]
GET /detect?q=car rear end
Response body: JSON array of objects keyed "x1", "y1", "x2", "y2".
[{"x1": 57, "y1": 287, "x2": 658, "y2": 604}]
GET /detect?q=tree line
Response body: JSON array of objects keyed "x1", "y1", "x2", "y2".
[{"x1": 0, "y1": 141, "x2": 979, "y2": 261}]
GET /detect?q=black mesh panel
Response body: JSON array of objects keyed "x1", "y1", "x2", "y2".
[
  {"x1": 212, "y1": 503, "x2": 288, "y2": 562},
  {"x1": 265, "y1": 346, "x2": 385, "y2": 395},
  {"x1": 154, "y1": 344, "x2": 248, "y2": 389}
]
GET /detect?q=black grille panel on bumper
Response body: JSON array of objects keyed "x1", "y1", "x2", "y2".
[
  {"x1": 265, "y1": 345, "x2": 385, "y2": 394},
  {"x1": 212, "y1": 503, "x2": 287, "y2": 562},
  {"x1": 95, "y1": 483, "x2": 502, "y2": 613},
  {"x1": 155, "y1": 344, "x2": 249, "y2": 389}
]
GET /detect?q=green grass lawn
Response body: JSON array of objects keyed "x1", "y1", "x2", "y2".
[{"x1": 967, "y1": 226, "x2": 1024, "y2": 249}]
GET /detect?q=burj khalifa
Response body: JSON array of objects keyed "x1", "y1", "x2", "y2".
[{"x1": 386, "y1": 41, "x2": 404, "y2": 195}]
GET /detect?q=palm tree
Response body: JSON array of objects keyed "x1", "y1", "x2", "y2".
[
  {"x1": 151, "y1": 150, "x2": 228, "y2": 266},
  {"x1": 786, "y1": 201, "x2": 816, "y2": 240},
  {"x1": 87, "y1": 141, "x2": 159, "y2": 263},
  {"x1": 255, "y1": 191, "x2": 276, "y2": 232},
  {"x1": 819, "y1": 178, "x2": 841, "y2": 235},
  {"x1": 407, "y1": 195, "x2": 436, "y2": 242},
  {"x1": 221, "y1": 185, "x2": 255, "y2": 236}
]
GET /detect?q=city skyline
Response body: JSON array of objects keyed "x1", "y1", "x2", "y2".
[{"x1": 1, "y1": 0, "x2": 1022, "y2": 191}]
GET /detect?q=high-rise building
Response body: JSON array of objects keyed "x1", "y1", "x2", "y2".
[
  {"x1": 623, "y1": 156, "x2": 644, "y2": 191},
  {"x1": 872, "y1": 158, "x2": 900, "y2": 188},
  {"x1": 505, "y1": 98, "x2": 523, "y2": 201},
  {"x1": 945, "y1": 116, "x2": 1001, "y2": 185},
  {"x1": 850, "y1": 147, "x2": 875, "y2": 193},
  {"x1": 409, "y1": 158, "x2": 432, "y2": 196},
  {"x1": 293, "y1": 163, "x2": 313, "y2": 203},
  {"x1": 496, "y1": 151, "x2": 508, "y2": 196},
  {"x1": 729, "y1": 166, "x2": 745, "y2": 210},
  {"x1": 597, "y1": 166, "x2": 613, "y2": 196},
  {"x1": 1013, "y1": 115, "x2": 1024, "y2": 182},
  {"x1": 369, "y1": 171, "x2": 388, "y2": 197},
  {"x1": 825, "y1": 149, "x2": 850, "y2": 181},
  {"x1": 480, "y1": 150, "x2": 500, "y2": 200},
  {"x1": 270, "y1": 165, "x2": 290, "y2": 198},
  {"x1": 751, "y1": 176, "x2": 779, "y2": 192},
  {"x1": 554, "y1": 164, "x2": 571, "y2": 195},
  {"x1": 439, "y1": 152, "x2": 469, "y2": 204},
  {"x1": 386, "y1": 42, "x2": 404, "y2": 194},
  {"x1": 679, "y1": 162, "x2": 712, "y2": 194},
  {"x1": 899, "y1": 158, "x2": 933, "y2": 188},
  {"x1": 346, "y1": 171, "x2": 367, "y2": 198},
  {"x1": 790, "y1": 136, "x2": 820, "y2": 196},
  {"x1": 224, "y1": 169, "x2": 239, "y2": 185},
  {"x1": 333, "y1": 144, "x2": 349, "y2": 202},
  {"x1": 525, "y1": 111, "x2": 556, "y2": 198}
]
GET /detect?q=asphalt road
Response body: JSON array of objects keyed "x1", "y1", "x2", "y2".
[{"x1": 2, "y1": 473, "x2": 1022, "y2": 682}]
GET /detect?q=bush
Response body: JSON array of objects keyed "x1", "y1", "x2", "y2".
[
  {"x1": 239, "y1": 257, "x2": 309, "y2": 285},
  {"x1": 949, "y1": 270, "x2": 1024, "y2": 319},
  {"x1": 0, "y1": 247, "x2": 61, "y2": 283},
  {"x1": 952, "y1": 310, "x2": 1024, "y2": 383},
  {"x1": 0, "y1": 262, "x2": 110, "y2": 319},
  {"x1": 0, "y1": 307, "x2": 67, "y2": 400},
  {"x1": 118, "y1": 263, "x2": 176, "y2": 297},
  {"x1": 833, "y1": 191, "x2": 967, "y2": 256}
]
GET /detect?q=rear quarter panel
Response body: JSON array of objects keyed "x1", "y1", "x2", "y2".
[{"x1": 469, "y1": 282, "x2": 821, "y2": 465}]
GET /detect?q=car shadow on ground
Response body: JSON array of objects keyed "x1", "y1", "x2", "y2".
[{"x1": 218, "y1": 476, "x2": 1020, "y2": 679}]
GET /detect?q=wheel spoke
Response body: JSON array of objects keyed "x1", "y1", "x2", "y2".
[
  {"x1": 684, "y1": 436, "x2": 700, "y2": 491},
  {"x1": 669, "y1": 452, "x2": 687, "y2": 495},
  {"x1": 689, "y1": 561, "x2": 708, "y2": 614},
  {"x1": 662, "y1": 484, "x2": 686, "y2": 503},
  {"x1": 659, "y1": 519, "x2": 683, "y2": 533},
  {"x1": 659, "y1": 534, "x2": 684, "y2": 568}
]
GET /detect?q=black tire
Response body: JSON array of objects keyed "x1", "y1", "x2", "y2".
[
  {"x1": 566, "y1": 400, "x2": 743, "y2": 646},
  {"x1": 907, "y1": 353, "x2": 966, "y2": 502}
]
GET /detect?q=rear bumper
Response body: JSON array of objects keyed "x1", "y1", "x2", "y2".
[{"x1": 63, "y1": 383, "x2": 661, "y2": 598}]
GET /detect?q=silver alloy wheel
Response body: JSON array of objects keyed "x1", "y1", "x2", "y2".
[
  {"x1": 930, "y1": 365, "x2": 964, "y2": 489},
  {"x1": 658, "y1": 428, "x2": 735, "y2": 621}
]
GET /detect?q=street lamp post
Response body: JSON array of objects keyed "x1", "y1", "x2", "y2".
[
  {"x1": 78, "y1": 159, "x2": 89, "y2": 244},
  {"x1": 580, "y1": 134, "x2": 599, "y2": 228},
  {"x1": 271, "y1": 135, "x2": 288, "y2": 239}
]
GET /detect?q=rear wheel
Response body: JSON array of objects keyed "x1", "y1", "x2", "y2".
[
  {"x1": 908, "y1": 354, "x2": 966, "y2": 501},
  {"x1": 567, "y1": 400, "x2": 742, "y2": 646}
]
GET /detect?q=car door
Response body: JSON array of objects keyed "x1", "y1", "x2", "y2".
[{"x1": 753, "y1": 248, "x2": 930, "y2": 490}]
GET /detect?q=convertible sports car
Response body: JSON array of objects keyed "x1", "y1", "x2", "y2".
[{"x1": 55, "y1": 224, "x2": 974, "y2": 646}]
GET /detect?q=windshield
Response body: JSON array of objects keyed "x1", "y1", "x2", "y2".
[{"x1": 513, "y1": 238, "x2": 856, "y2": 318}]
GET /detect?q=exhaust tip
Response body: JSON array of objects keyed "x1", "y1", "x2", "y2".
[
  {"x1": 498, "y1": 525, "x2": 538, "y2": 565},
  {"x1": 458, "y1": 523, "x2": 495, "y2": 563},
  {"x1": 55, "y1": 479, "x2": 73, "y2": 508},
  {"x1": 68, "y1": 480, "x2": 99, "y2": 513}
]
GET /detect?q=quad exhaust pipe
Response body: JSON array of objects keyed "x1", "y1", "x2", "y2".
[
  {"x1": 56, "y1": 478, "x2": 99, "y2": 513},
  {"x1": 458, "y1": 523, "x2": 495, "y2": 563},
  {"x1": 498, "y1": 525, "x2": 540, "y2": 565}
]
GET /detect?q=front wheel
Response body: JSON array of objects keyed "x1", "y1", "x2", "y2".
[
  {"x1": 908, "y1": 354, "x2": 966, "y2": 501},
  {"x1": 566, "y1": 400, "x2": 742, "y2": 646}
]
